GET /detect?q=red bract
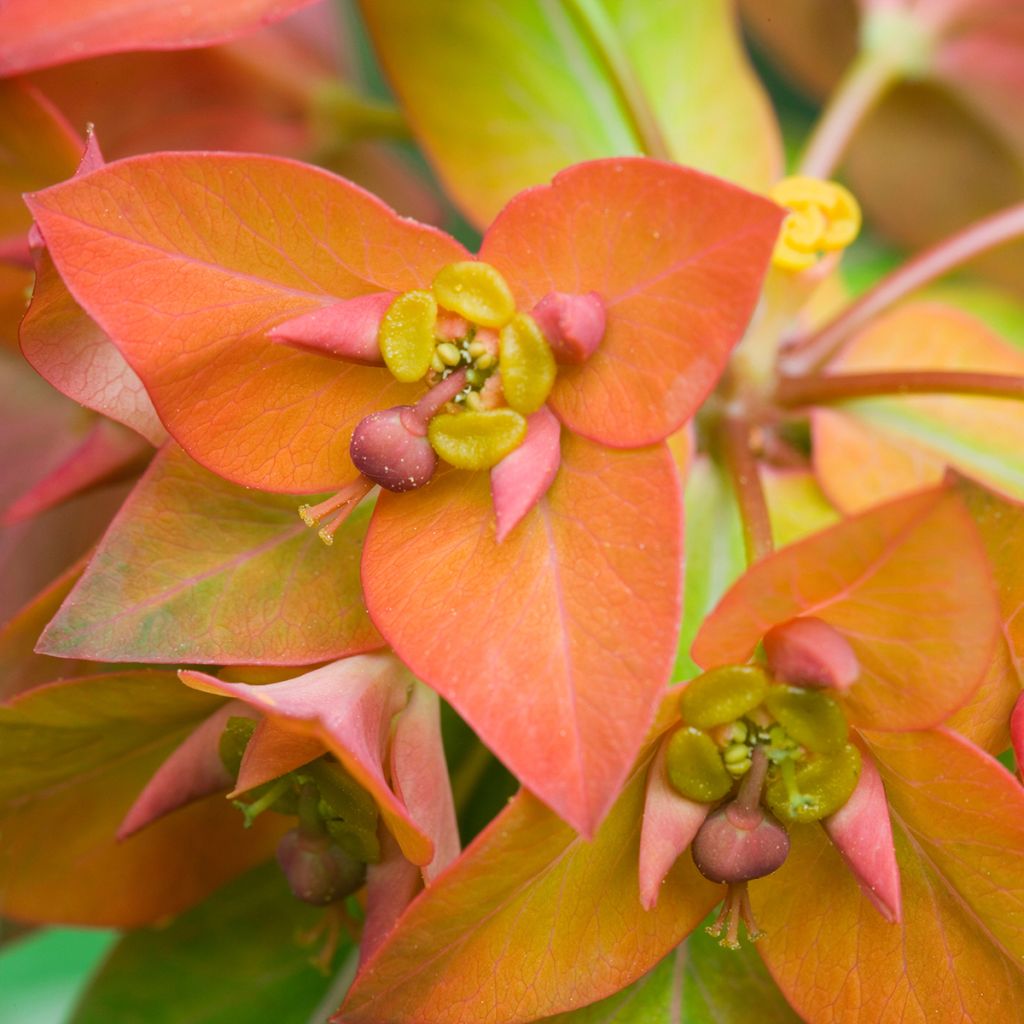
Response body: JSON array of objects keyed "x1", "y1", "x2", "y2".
[
  {"x1": 335, "y1": 483, "x2": 1014, "y2": 1024},
  {"x1": 0, "y1": 0, "x2": 321, "y2": 76},
  {"x1": 27, "y1": 154, "x2": 782, "y2": 833}
]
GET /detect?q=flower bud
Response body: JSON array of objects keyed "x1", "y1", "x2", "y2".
[
  {"x1": 350, "y1": 406, "x2": 437, "y2": 492},
  {"x1": 691, "y1": 801, "x2": 790, "y2": 885},
  {"x1": 276, "y1": 829, "x2": 366, "y2": 906}
]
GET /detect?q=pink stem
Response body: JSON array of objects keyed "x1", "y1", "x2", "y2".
[
  {"x1": 401, "y1": 368, "x2": 469, "y2": 434},
  {"x1": 783, "y1": 202, "x2": 1024, "y2": 374},
  {"x1": 775, "y1": 370, "x2": 1024, "y2": 407},
  {"x1": 798, "y1": 53, "x2": 898, "y2": 179},
  {"x1": 721, "y1": 416, "x2": 773, "y2": 565}
]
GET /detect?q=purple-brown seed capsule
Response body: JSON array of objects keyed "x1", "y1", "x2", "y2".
[
  {"x1": 276, "y1": 829, "x2": 366, "y2": 906},
  {"x1": 350, "y1": 406, "x2": 437, "y2": 492},
  {"x1": 691, "y1": 801, "x2": 790, "y2": 885}
]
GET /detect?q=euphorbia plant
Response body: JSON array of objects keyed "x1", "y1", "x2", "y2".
[
  {"x1": 24, "y1": 153, "x2": 781, "y2": 833},
  {"x1": 4, "y1": 2, "x2": 1024, "y2": 1023}
]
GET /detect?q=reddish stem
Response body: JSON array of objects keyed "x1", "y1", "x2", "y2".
[
  {"x1": 798, "y1": 53, "x2": 897, "y2": 179},
  {"x1": 782, "y1": 202, "x2": 1024, "y2": 374},
  {"x1": 730, "y1": 746, "x2": 769, "y2": 825},
  {"x1": 775, "y1": 370, "x2": 1024, "y2": 408},
  {"x1": 402, "y1": 368, "x2": 469, "y2": 435},
  {"x1": 720, "y1": 416, "x2": 773, "y2": 565}
]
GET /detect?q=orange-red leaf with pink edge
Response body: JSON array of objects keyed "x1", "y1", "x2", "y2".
[
  {"x1": 362, "y1": 433, "x2": 682, "y2": 836},
  {"x1": 20, "y1": 249, "x2": 166, "y2": 444},
  {"x1": 26, "y1": 153, "x2": 467, "y2": 492},
  {"x1": 692, "y1": 486, "x2": 999, "y2": 732},
  {"x1": 957, "y1": 480, "x2": 1024, "y2": 683},
  {"x1": 946, "y1": 480, "x2": 1024, "y2": 750},
  {"x1": 479, "y1": 159, "x2": 783, "y2": 449},
  {"x1": 0, "y1": 671, "x2": 283, "y2": 927},
  {"x1": 756, "y1": 728, "x2": 1024, "y2": 1023},
  {"x1": 181, "y1": 654, "x2": 437, "y2": 867},
  {"x1": 337, "y1": 758, "x2": 719, "y2": 1024},
  {"x1": 0, "y1": 0, "x2": 320, "y2": 75},
  {"x1": 38, "y1": 444, "x2": 381, "y2": 664},
  {"x1": 3, "y1": 417, "x2": 150, "y2": 525}
]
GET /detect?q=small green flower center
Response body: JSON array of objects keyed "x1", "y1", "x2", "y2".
[{"x1": 666, "y1": 666, "x2": 861, "y2": 821}]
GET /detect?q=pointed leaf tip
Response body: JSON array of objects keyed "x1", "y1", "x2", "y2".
[
  {"x1": 638, "y1": 738, "x2": 711, "y2": 910},
  {"x1": 268, "y1": 293, "x2": 394, "y2": 365},
  {"x1": 822, "y1": 743, "x2": 902, "y2": 924},
  {"x1": 117, "y1": 702, "x2": 256, "y2": 840},
  {"x1": 363, "y1": 435, "x2": 682, "y2": 836},
  {"x1": 490, "y1": 405, "x2": 561, "y2": 542},
  {"x1": 763, "y1": 616, "x2": 860, "y2": 693}
]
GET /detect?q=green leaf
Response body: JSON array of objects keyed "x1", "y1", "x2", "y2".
[
  {"x1": 360, "y1": 0, "x2": 781, "y2": 225},
  {"x1": 0, "y1": 671, "x2": 281, "y2": 926},
  {"x1": 674, "y1": 456, "x2": 744, "y2": 682},
  {"x1": 39, "y1": 445, "x2": 382, "y2": 664},
  {"x1": 540, "y1": 922, "x2": 801, "y2": 1022},
  {"x1": 70, "y1": 864, "x2": 353, "y2": 1024}
]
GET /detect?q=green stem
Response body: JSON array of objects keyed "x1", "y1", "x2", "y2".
[
  {"x1": 235, "y1": 776, "x2": 291, "y2": 828},
  {"x1": 720, "y1": 415, "x2": 773, "y2": 566},
  {"x1": 776, "y1": 370, "x2": 1024, "y2": 408},
  {"x1": 564, "y1": 0, "x2": 672, "y2": 160},
  {"x1": 449, "y1": 739, "x2": 496, "y2": 816}
]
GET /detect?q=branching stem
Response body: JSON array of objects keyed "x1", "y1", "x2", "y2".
[
  {"x1": 783, "y1": 202, "x2": 1024, "y2": 374},
  {"x1": 775, "y1": 370, "x2": 1024, "y2": 408}
]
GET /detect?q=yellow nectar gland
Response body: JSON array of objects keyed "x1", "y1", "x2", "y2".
[
  {"x1": 769, "y1": 176, "x2": 861, "y2": 272},
  {"x1": 376, "y1": 261, "x2": 558, "y2": 472},
  {"x1": 667, "y1": 667, "x2": 861, "y2": 821}
]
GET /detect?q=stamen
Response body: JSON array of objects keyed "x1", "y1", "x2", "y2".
[
  {"x1": 297, "y1": 477, "x2": 374, "y2": 541},
  {"x1": 706, "y1": 882, "x2": 763, "y2": 949},
  {"x1": 318, "y1": 510, "x2": 351, "y2": 546}
]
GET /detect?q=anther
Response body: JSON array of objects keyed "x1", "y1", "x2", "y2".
[
  {"x1": 298, "y1": 477, "x2": 374, "y2": 540},
  {"x1": 706, "y1": 882, "x2": 762, "y2": 949}
]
